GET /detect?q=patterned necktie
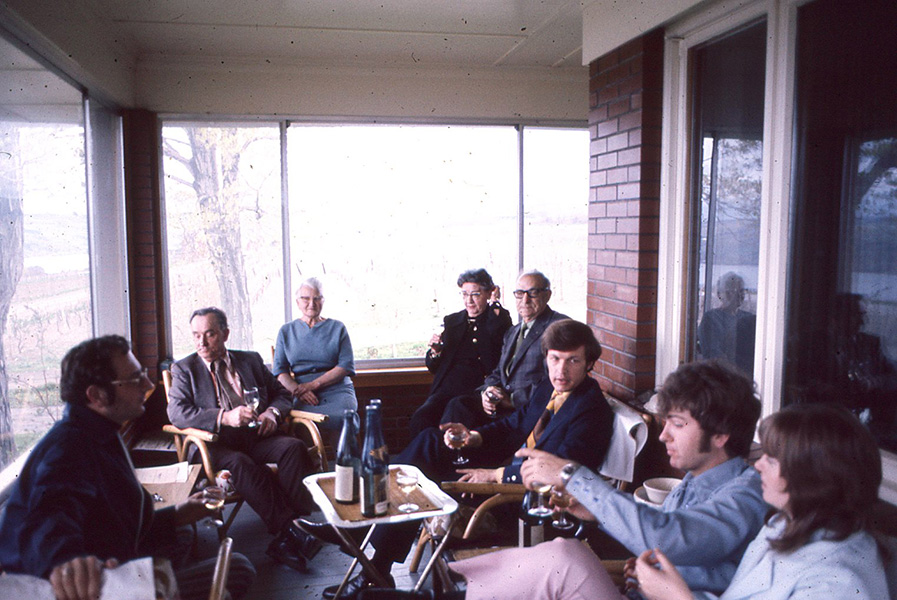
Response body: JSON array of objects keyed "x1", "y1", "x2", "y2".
[
  {"x1": 506, "y1": 322, "x2": 529, "y2": 376},
  {"x1": 527, "y1": 391, "x2": 558, "y2": 448},
  {"x1": 213, "y1": 359, "x2": 243, "y2": 410}
]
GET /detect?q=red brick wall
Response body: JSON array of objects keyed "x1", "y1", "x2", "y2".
[
  {"x1": 123, "y1": 109, "x2": 167, "y2": 375},
  {"x1": 588, "y1": 30, "x2": 664, "y2": 402}
]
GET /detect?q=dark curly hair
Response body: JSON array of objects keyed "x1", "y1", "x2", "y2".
[
  {"x1": 657, "y1": 360, "x2": 760, "y2": 458},
  {"x1": 759, "y1": 403, "x2": 882, "y2": 553},
  {"x1": 60, "y1": 335, "x2": 131, "y2": 406},
  {"x1": 457, "y1": 269, "x2": 495, "y2": 290}
]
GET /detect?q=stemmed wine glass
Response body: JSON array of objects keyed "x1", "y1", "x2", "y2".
[
  {"x1": 244, "y1": 387, "x2": 260, "y2": 427},
  {"x1": 527, "y1": 481, "x2": 553, "y2": 517},
  {"x1": 550, "y1": 486, "x2": 575, "y2": 530},
  {"x1": 396, "y1": 468, "x2": 420, "y2": 513},
  {"x1": 447, "y1": 429, "x2": 469, "y2": 465},
  {"x1": 202, "y1": 485, "x2": 226, "y2": 528}
]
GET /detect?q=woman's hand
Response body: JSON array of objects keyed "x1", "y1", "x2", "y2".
[
  {"x1": 428, "y1": 333, "x2": 444, "y2": 354},
  {"x1": 291, "y1": 382, "x2": 319, "y2": 406},
  {"x1": 634, "y1": 548, "x2": 694, "y2": 600}
]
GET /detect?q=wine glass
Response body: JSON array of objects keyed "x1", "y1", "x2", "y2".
[
  {"x1": 484, "y1": 388, "x2": 502, "y2": 419},
  {"x1": 244, "y1": 387, "x2": 260, "y2": 427},
  {"x1": 396, "y1": 468, "x2": 420, "y2": 513},
  {"x1": 447, "y1": 429, "x2": 469, "y2": 465},
  {"x1": 550, "y1": 487, "x2": 575, "y2": 530},
  {"x1": 203, "y1": 485, "x2": 226, "y2": 528},
  {"x1": 527, "y1": 481, "x2": 553, "y2": 517}
]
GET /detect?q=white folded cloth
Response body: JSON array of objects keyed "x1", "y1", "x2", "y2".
[{"x1": 598, "y1": 397, "x2": 648, "y2": 483}]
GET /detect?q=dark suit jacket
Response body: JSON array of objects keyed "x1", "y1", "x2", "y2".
[
  {"x1": 425, "y1": 305, "x2": 512, "y2": 396},
  {"x1": 478, "y1": 376, "x2": 614, "y2": 483},
  {"x1": 482, "y1": 306, "x2": 568, "y2": 408},
  {"x1": 167, "y1": 350, "x2": 293, "y2": 446}
]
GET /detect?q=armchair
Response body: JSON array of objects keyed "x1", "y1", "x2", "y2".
[{"x1": 160, "y1": 369, "x2": 328, "y2": 537}]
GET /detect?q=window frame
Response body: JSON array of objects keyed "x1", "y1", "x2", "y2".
[
  {"x1": 157, "y1": 117, "x2": 589, "y2": 369},
  {"x1": 657, "y1": 0, "x2": 897, "y2": 503}
]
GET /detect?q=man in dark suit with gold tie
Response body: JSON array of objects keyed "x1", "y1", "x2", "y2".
[{"x1": 167, "y1": 307, "x2": 321, "y2": 572}]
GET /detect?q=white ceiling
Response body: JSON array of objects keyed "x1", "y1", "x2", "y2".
[{"x1": 85, "y1": 0, "x2": 585, "y2": 69}]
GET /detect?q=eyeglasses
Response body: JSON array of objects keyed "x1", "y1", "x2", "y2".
[
  {"x1": 513, "y1": 288, "x2": 548, "y2": 299},
  {"x1": 299, "y1": 296, "x2": 324, "y2": 303},
  {"x1": 460, "y1": 291, "x2": 483, "y2": 299},
  {"x1": 110, "y1": 367, "x2": 150, "y2": 386}
]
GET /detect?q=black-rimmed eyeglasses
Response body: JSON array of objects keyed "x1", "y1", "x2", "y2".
[
  {"x1": 512, "y1": 288, "x2": 548, "y2": 299},
  {"x1": 110, "y1": 367, "x2": 150, "y2": 386}
]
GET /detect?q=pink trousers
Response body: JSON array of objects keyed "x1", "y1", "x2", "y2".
[{"x1": 449, "y1": 537, "x2": 625, "y2": 600}]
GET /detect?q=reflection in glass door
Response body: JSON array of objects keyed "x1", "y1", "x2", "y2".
[{"x1": 686, "y1": 21, "x2": 766, "y2": 378}]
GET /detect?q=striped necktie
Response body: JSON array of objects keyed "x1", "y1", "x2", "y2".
[
  {"x1": 527, "y1": 390, "x2": 570, "y2": 448},
  {"x1": 213, "y1": 359, "x2": 243, "y2": 410}
]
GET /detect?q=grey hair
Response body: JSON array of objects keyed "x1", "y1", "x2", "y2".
[
  {"x1": 296, "y1": 277, "x2": 323, "y2": 296},
  {"x1": 517, "y1": 269, "x2": 550, "y2": 290}
]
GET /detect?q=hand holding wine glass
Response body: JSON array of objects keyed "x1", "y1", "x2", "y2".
[
  {"x1": 244, "y1": 387, "x2": 260, "y2": 427},
  {"x1": 444, "y1": 426, "x2": 470, "y2": 466},
  {"x1": 550, "y1": 486, "x2": 574, "y2": 530},
  {"x1": 202, "y1": 485, "x2": 226, "y2": 528}
]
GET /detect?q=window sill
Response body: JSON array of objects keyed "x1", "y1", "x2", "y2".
[{"x1": 353, "y1": 365, "x2": 432, "y2": 388}]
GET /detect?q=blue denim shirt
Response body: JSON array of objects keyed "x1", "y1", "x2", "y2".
[{"x1": 567, "y1": 457, "x2": 767, "y2": 595}]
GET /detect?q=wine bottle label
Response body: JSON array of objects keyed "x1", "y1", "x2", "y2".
[{"x1": 334, "y1": 464, "x2": 355, "y2": 503}]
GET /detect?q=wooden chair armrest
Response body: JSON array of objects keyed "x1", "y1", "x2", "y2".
[
  {"x1": 440, "y1": 481, "x2": 527, "y2": 496},
  {"x1": 209, "y1": 537, "x2": 233, "y2": 600},
  {"x1": 163, "y1": 424, "x2": 219, "y2": 443},
  {"x1": 289, "y1": 410, "x2": 329, "y2": 423},
  {"x1": 288, "y1": 411, "x2": 329, "y2": 471}
]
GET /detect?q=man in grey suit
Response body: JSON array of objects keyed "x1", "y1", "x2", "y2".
[
  {"x1": 167, "y1": 307, "x2": 321, "y2": 573},
  {"x1": 442, "y1": 269, "x2": 568, "y2": 428}
]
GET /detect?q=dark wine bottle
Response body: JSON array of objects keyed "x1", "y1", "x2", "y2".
[
  {"x1": 360, "y1": 400, "x2": 389, "y2": 517},
  {"x1": 518, "y1": 491, "x2": 549, "y2": 547},
  {"x1": 334, "y1": 409, "x2": 360, "y2": 504}
]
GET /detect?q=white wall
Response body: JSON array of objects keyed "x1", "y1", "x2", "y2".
[
  {"x1": 582, "y1": 0, "x2": 705, "y2": 64},
  {"x1": 137, "y1": 58, "x2": 588, "y2": 121}
]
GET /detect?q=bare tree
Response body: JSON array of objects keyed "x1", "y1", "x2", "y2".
[
  {"x1": 0, "y1": 123, "x2": 25, "y2": 467},
  {"x1": 164, "y1": 128, "x2": 254, "y2": 348}
]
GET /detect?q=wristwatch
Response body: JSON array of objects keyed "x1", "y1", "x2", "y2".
[
  {"x1": 559, "y1": 462, "x2": 579, "y2": 488},
  {"x1": 269, "y1": 406, "x2": 282, "y2": 423}
]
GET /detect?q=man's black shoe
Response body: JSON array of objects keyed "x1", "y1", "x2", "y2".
[
  {"x1": 285, "y1": 521, "x2": 323, "y2": 560},
  {"x1": 294, "y1": 518, "x2": 366, "y2": 555},
  {"x1": 322, "y1": 573, "x2": 395, "y2": 600},
  {"x1": 266, "y1": 533, "x2": 308, "y2": 572}
]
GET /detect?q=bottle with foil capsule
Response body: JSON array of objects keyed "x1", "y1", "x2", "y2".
[
  {"x1": 360, "y1": 400, "x2": 389, "y2": 517},
  {"x1": 334, "y1": 409, "x2": 360, "y2": 504}
]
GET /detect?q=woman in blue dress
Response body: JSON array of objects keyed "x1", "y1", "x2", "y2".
[{"x1": 273, "y1": 277, "x2": 357, "y2": 433}]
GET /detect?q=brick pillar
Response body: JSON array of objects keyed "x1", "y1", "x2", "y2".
[
  {"x1": 588, "y1": 30, "x2": 664, "y2": 402},
  {"x1": 123, "y1": 109, "x2": 167, "y2": 377}
]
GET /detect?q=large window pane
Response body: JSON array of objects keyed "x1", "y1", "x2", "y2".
[
  {"x1": 162, "y1": 124, "x2": 284, "y2": 357},
  {"x1": 523, "y1": 127, "x2": 589, "y2": 321},
  {"x1": 287, "y1": 125, "x2": 518, "y2": 360},
  {"x1": 687, "y1": 22, "x2": 766, "y2": 377},
  {"x1": 0, "y1": 37, "x2": 89, "y2": 469},
  {"x1": 786, "y1": 0, "x2": 897, "y2": 453}
]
